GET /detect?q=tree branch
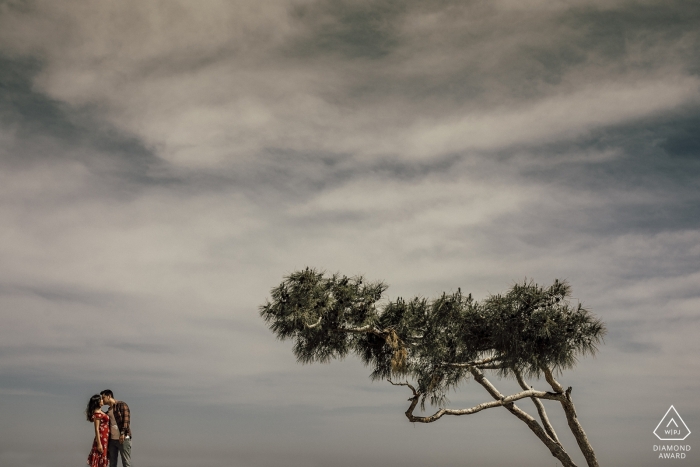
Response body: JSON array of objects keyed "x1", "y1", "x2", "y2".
[
  {"x1": 542, "y1": 366, "x2": 565, "y2": 393},
  {"x1": 387, "y1": 379, "x2": 418, "y2": 398},
  {"x1": 307, "y1": 318, "x2": 388, "y2": 340},
  {"x1": 514, "y1": 369, "x2": 561, "y2": 445},
  {"x1": 338, "y1": 324, "x2": 373, "y2": 333},
  {"x1": 402, "y1": 388, "x2": 562, "y2": 423},
  {"x1": 468, "y1": 367, "x2": 578, "y2": 467},
  {"x1": 542, "y1": 367, "x2": 599, "y2": 467},
  {"x1": 305, "y1": 315, "x2": 323, "y2": 329},
  {"x1": 441, "y1": 356, "x2": 501, "y2": 368}
]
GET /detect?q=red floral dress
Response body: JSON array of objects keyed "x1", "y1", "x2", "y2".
[{"x1": 87, "y1": 411, "x2": 110, "y2": 467}]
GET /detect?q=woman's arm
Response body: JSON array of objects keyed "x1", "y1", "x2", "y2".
[{"x1": 93, "y1": 416, "x2": 103, "y2": 453}]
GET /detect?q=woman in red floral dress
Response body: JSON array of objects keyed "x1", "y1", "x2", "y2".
[{"x1": 86, "y1": 394, "x2": 110, "y2": 467}]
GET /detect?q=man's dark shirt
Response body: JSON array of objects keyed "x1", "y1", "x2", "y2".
[{"x1": 113, "y1": 401, "x2": 132, "y2": 438}]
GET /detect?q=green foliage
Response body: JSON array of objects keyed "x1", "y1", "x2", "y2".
[
  {"x1": 260, "y1": 268, "x2": 387, "y2": 363},
  {"x1": 482, "y1": 280, "x2": 605, "y2": 378},
  {"x1": 260, "y1": 268, "x2": 605, "y2": 408}
]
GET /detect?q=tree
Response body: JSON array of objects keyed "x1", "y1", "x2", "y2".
[{"x1": 260, "y1": 268, "x2": 606, "y2": 467}]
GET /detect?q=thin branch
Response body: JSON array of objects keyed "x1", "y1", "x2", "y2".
[
  {"x1": 514, "y1": 369, "x2": 561, "y2": 445},
  {"x1": 387, "y1": 379, "x2": 418, "y2": 397},
  {"x1": 468, "y1": 366, "x2": 578, "y2": 467},
  {"x1": 308, "y1": 317, "x2": 380, "y2": 332},
  {"x1": 542, "y1": 366, "x2": 565, "y2": 393},
  {"x1": 309, "y1": 320, "x2": 387, "y2": 339},
  {"x1": 337, "y1": 325, "x2": 381, "y2": 334},
  {"x1": 441, "y1": 356, "x2": 501, "y2": 368},
  {"x1": 305, "y1": 315, "x2": 323, "y2": 329},
  {"x1": 403, "y1": 388, "x2": 562, "y2": 423}
]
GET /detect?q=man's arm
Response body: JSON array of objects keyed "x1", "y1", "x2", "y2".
[{"x1": 118, "y1": 402, "x2": 131, "y2": 439}]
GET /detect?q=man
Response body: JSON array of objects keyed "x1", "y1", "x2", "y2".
[{"x1": 100, "y1": 389, "x2": 132, "y2": 467}]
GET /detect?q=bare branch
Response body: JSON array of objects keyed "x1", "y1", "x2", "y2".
[
  {"x1": 305, "y1": 316, "x2": 323, "y2": 329},
  {"x1": 542, "y1": 366, "x2": 565, "y2": 393},
  {"x1": 514, "y1": 369, "x2": 561, "y2": 445},
  {"x1": 403, "y1": 388, "x2": 562, "y2": 424},
  {"x1": 338, "y1": 325, "x2": 380, "y2": 334},
  {"x1": 387, "y1": 379, "x2": 418, "y2": 397},
  {"x1": 468, "y1": 367, "x2": 578, "y2": 467},
  {"x1": 441, "y1": 356, "x2": 501, "y2": 368},
  {"x1": 308, "y1": 317, "x2": 380, "y2": 332}
]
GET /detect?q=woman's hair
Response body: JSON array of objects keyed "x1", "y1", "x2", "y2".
[{"x1": 86, "y1": 394, "x2": 102, "y2": 422}]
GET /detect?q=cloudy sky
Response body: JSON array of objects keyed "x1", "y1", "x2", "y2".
[{"x1": 0, "y1": 1, "x2": 698, "y2": 466}]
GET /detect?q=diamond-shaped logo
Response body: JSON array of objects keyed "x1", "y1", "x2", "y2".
[{"x1": 654, "y1": 406, "x2": 691, "y2": 441}]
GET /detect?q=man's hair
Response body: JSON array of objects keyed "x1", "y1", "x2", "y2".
[{"x1": 100, "y1": 389, "x2": 114, "y2": 398}]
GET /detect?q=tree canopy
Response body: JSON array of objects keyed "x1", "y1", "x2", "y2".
[{"x1": 260, "y1": 268, "x2": 606, "y2": 467}]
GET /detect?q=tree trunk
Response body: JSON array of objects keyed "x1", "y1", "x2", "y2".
[{"x1": 543, "y1": 367, "x2": 600, "y2": 467}]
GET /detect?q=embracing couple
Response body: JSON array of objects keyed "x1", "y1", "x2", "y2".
[{"x1": 85, "y1": 390, "x2": 132, "y2": 467}]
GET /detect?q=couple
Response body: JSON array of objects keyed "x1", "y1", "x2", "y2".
[{"x1": 85, "y1": 390, "x2": 132, "y2": 467}]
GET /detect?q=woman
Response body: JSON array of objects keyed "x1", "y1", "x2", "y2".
[{"x1": 85, "y1": 394, "x2": 109, "y2": 467}]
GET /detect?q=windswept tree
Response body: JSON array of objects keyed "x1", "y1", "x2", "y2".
[{"x1": 260, "y1": 268, "x2": 606, "y2": 467}]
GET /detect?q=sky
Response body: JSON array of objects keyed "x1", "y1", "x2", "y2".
[{"x1": 0, "y1": 0, "x2": 699, "y2": 466}]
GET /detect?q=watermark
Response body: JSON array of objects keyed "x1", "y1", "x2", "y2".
[
  {"x1": 654, "y1": 406, "x2": 691, "y2": 441},
  {"x1": 653, "y1": 406, "x2": 692, "y2": 461},
  {"x1": 653, "y1": 444, "x2": 690, "y2": 459}
]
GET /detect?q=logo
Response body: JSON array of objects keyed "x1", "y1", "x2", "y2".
[{"x1": 654, "y1": 406, "x2": 691, "y2": 441}]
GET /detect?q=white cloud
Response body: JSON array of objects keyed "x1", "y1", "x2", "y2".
[
  {"x1": 401, "y1": 76, "x2": 700, "y2": 158},
  {"x1": 3, "y1": 0, "x2": 697, "y2": 169}
]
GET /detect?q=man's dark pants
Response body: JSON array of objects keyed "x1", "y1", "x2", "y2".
[{"x1": 108, "y1": 438, "x2": 132, "y2": 467}]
